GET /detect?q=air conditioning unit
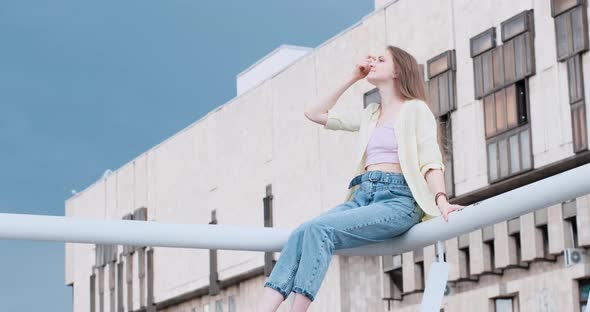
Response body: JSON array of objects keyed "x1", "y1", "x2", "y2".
[{"x1": 564, "y1": 248, "x2": 586, "y2": 267}]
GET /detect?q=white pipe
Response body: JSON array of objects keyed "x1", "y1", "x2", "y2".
[{"x1": 1, "y1": 164, "x2": 589, "y2": 257}]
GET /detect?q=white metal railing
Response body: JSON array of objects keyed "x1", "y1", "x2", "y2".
[{"x1": 0, "y1": 164, "x2": 589, "y2": 257}]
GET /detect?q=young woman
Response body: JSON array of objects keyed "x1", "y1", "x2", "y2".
[{"x1": 256, "y1": 45, "x2": 465, "y2": 312}]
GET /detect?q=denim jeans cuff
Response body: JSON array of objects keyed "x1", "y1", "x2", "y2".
[
  {"x1": 264, "y1": 281, "x2": 289, "y2": 300},
  {"x1": 292, "y1": 286, "x2": 315, "y2": 302}
]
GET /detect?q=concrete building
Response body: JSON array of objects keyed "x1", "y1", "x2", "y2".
[{"x1": 65, "y1": 0, "x2": 590, "y2": 311}]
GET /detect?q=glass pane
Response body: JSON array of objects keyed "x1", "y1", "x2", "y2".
[
  {"x1": 492, "y1": 46, "x2": 505, "y2": 88},
  {"x1": 510, "y1": 134, "x2": 521, "y2": 174},
  {"x1": 555, "y1": 13, "x2": 572, "y2": 60},
  {"x1": 581, "y1": 281, "x2": 590, "y2": 301},
  {"x1": 499, "y1": 138, "x2": 509, "y2": 177},
  {"x1": 448, "y1": 71, "x2": 456, "y2": 111},
  {"x1": 574, "y1": 55, "x2": 584, "y2": 102},
  {"x1": 482, "y1": 51, "x2": 493, "y2": 94},
  {"x1": 471, "y1": 28, "x2": 495, "y2": 57},
  {"x1": 429, "y1": 78, "x2": 440, "y2": 115},
  {"x1": 502, "y1": 13, "x2": 527, "y2": 42},
  {"x1": 474, "y1": 55, "x2": 483, "y2": 98},
  {"x1": 506, "y1": 84, "x2": 518, "y2": 128},
  {"x1": 573, "y1": 104, "x2": 581, "y2": 149},
  {"x1": 520, "y1": 129, "x2": 531, "y2": 170},
  {"x1": 553, "y1": 0, "x2": 580, "y2": 16},
  {"x1": 488, "y1": 142, "x2": 498, "y2": 180},
  {"x1": 503, "y1": 40, "x2": 516, "y2": 83},
  {"x1": 567, "y1": 57, "x2": 577, "y2": 102},
  {"x1": 495, "y1": 298, "x2": 514, "y2": 312},
  {"x1": 581, "y1": 105, "x2": 588, "y2": 149},
  {"x1": 516, "y1": 80, "x2": 528, "y2": 124},
  {"x1": 496, "y1": 89, "x2": 507, "y2": 132},
  {"x1": 445, "y1": 159, "x2": 453, "y2": 196},
  {"x1": 439, "y1": 69, "x2": 450, "y2": 114},
  {"x1": 429, "y1": 52, "x2": 450, "y2": 78},
  {"x1": 364, "y1": 88, "x2": 381, "y2": 108},
  {"x1": 228, "y1": 296, "x2": 236, "y2": 312},
  {"x1": 514, "y1": 34, "x2": 526, "y2": 79},
  {"x1": 484, "y1": 94, "x2": 496, "y2": 137},
  {"x1": 571, "y1": 6, "x2": 587, "y2": 53},
  {"x1": 567, "y1": 55, "x2": 584, "y2": 103}
]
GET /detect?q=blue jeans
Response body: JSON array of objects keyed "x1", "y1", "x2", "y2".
[{"x1": 263, "y1": 170, "x2": 423, "y2": 302}]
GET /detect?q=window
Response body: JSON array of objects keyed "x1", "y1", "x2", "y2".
[
  {"x1": 228, "y1": 296, "x2": 237, "y2": 312},
  {"x1": 553, "y1": 3, "x2": 588, "y2": 60},
  {"x1": 426, "y1": 50, "x2": 457, "y2": 116},
  {"x1": 90, "y1": 273, "x2": 96, "y2": 312},
  {"x1": 472, "y1": 11, "x2": 536, "y2": 182},
  {"x1": 439, "y1": 114, "x2": 455, "y2": 198},
  {"x1": 485, "y1": 84, "x2": 532, "y2": 182},
  {"x1": 458, "y1": 234, "x2": 471, "y2": 279},
  {"x1": 424, "y1": 50, "x2": 457, "y2": 198},
  {"x1": 117, "y1": 262, "x2": 124, "y2": 312},
  {"x1": 381, "y1": 255, "x2": 403, "y2": 302},
  {"x1": 552, "y1": 0, "x2": 589, "y2": 153},
  {"x1": 579, "y1": 279, "x2": 590, "y2": 311},
  {"x1": 473, "y1": 11, "x2": 535, "y2": 100},
  {"x1": 567, "y1": 55, "x2": 588, "y2": 152},
  {"x1": 209, "y1": 210, "x2": 220, "y2": 295},
  {"x1": 494, "y1": 296, "x2": 519, "y2": 312},
  {"x1": 264, "y1": 185, "x2": 276, "y2": 277},
  {"x1": 147, "y1": 248, "x2": 155, "y2": 310},
  {"x1": 475, "y1": 38, "x2": 533, "y2": 182},
  {"x1": 215, "y1": 299, "x2": 224, "y2": 312},
  {"x1": 363, "y1": 87, "x2": 381, "y2": 109}
]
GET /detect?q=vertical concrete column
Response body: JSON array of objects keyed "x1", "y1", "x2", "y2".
[
  {"x1": 423, "y1": 244, "x2": 437, "y2": 282},
  {"x1": 402, "y1": 251, "x2": 424, "y2": 293},
  {"x1": 494, "y1": 221, "x2": 518, "y2": 268},
  {"x1": 576, "y1": 194, "x2": 590, "y2": 246},
  {"x1": 469, "y1": 229, "x2": 486, "y2": 275},
  {"x1": 548, "y1": 203, "x2": 574, "y2": 254},
  {"x1": 445, "y1": 237, "x2": 461, "y2": 281},
  {"x1": 520, "y1": 212, "x2": 544, "y2": 261}
]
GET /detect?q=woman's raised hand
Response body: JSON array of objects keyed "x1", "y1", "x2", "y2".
[{"x1": 352, "y1": 54, "x2": 376, "y2": 81}]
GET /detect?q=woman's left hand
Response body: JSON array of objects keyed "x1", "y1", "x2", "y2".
[{"x1": 438, "y1": 203, "x2": 466, "y2": 222}]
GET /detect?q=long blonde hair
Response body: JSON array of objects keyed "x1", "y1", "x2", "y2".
[
  {"x1": 386, "y1": 45, "x2": 427, "y2": 102},
  {"x1": 387, "y1": 45, "x2": 448, "y2": 167}
]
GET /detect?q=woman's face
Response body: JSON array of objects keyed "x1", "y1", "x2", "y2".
[{"x1": 366, "y1": 49, "x2": 396, "y2": 85}]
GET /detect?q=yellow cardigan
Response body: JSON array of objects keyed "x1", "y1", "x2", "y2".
[{"x1": 324, "y1": 99, "x2": 445, "y2": 222}]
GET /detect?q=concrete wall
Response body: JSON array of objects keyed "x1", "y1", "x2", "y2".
[{"x1": 66, "y1": 0, "x2": 590, "y2": 311}]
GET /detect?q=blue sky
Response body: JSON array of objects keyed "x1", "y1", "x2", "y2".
[{"x1": 0, "y1": 0, "x2": 372, "y2": 310}]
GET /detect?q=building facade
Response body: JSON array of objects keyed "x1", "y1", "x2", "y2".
[{"x1": 65, "y1": 0, "x2": 590, "y2": 311}]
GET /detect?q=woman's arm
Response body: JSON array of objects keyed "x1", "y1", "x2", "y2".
[
  {"x1": 416, "y1": 102, "x2": 465, "y2": 221},
  {"x1": 304, "y1": 55, "x2": 372, "y2": 131},
  {"x1": 304, "y1": 75, "x2": 360, "y2": 131}
]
